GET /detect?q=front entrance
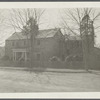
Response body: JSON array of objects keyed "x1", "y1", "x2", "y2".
[{"x1": 13, "y1": 49, "x2": 29, "y2": 61}]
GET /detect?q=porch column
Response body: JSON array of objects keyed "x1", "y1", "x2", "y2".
[
  {"x1": 13, "y1": 52, "x2": 16, "y2": 61},
  {"x1": 13, "y1": 52, "x2": 15, "y2": 61},
  {"x1": 24, "y1": 52, "x2": 27, "y2": 61},
  {"x1": 15, "y1": 52, "x2": 16, "y2": 61}
]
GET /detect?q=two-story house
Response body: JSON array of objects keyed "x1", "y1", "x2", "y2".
[{"x1": 5, "y1": 28, "x2": 65, "y2": 62}]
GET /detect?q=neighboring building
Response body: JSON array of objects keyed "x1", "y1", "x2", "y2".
[
  {"x1": 63, "y1": 14, "x2": 94, "y2": 60},
  {"x1": 5, "y1": 28, "x2": 65, "y2": 62},
  {"x1": 64, "y1": 35, "x2": 82, "y2": 57}
]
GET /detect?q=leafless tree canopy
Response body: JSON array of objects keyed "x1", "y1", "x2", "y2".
[
  {"x1": 9, "y1": 8, "x2": 45, "y2": 32},
  {"x1": 61, "y1": 8, "x2": 100, "y2": 36}
]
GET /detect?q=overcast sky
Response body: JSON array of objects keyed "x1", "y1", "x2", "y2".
[
  {"x1": 0, "y1": 9, "x2": 61, "y2": 46},
  {"x1": 0, "y1": 8, "x2": 100, "y2": 47}
]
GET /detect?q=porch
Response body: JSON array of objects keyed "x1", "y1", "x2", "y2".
[{"x1": 12, "y1": 49, "x2": 29, "y2": 61}]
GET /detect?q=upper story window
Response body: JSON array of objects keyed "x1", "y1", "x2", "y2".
[
  {"x1": 24, "y1": 40, "x2": 26, "y2": 46},
  {"x1": 16, "y1": 42, "x2": 19, "y2": 47},
  {"x1": 12, "y1": 41, "x2": 15, "y2": 46}
]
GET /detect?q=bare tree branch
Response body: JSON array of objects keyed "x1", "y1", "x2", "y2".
[
  {"x1": 61, "y1": 8, "x2": 100, "y2": 36},
  {"x1": 9, "y1": 8, "x2": 45, "y2": 33}
]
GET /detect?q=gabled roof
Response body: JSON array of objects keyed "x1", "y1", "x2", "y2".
[
  {"x1": 7, "y1": 32, "x2": 29, "y2": 40},
  {"x1": 7, "y1": 28, "x2": 61, "y2": 41},
  {"x1": 36, "y1": 28, "x2": 60, "y2": 38}
]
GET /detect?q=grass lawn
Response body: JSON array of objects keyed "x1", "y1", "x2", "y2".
[{"x1": 0, "y1": 67, "x2": 100, "y2": 92}]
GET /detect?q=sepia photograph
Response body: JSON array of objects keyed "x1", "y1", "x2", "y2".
[{"x1": 0, "y1": 2, "x2": 100, "y2": 97}]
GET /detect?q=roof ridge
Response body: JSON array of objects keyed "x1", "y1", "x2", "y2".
[{"x1": 39, "y1": 28, "x2": 60, "y2": 31}]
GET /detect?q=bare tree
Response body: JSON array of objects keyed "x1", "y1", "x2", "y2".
[
  {"x1": 60, "y1": 8, "x2": 100, "y2": 70},
  {"x1": 8, "y1": 8, "x2": 53, "y2": 83},
  {"x1": 61, "y1": 8, "x2": 100, "y2": 35},
  {"x1": 0, "y1": 9, "x2": 8, "y2": 46},
  {"x1": 9, "y1": 8, "x2": 45, "y2": 69},
  {"x1": 9, "y1": 8, "x2": 45, "y2": 33}
]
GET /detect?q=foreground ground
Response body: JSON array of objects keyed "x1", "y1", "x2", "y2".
[{"x1": 0, "y1": 67, "x2": 100, "y2": 92}]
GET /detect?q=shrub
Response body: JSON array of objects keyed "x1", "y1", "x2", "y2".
[
  {"x1": 65, "y1": 55, "x2": 83, "y2": 62},
  {"x1": 73, "y1": 55, "x2": 83, "y2": 61},
  {"x1": 50, "y1": 56, "x2": 60, "y2": 62},
  {"x1": 65, "y1": 55, "x2": 73, "y2": 62}
]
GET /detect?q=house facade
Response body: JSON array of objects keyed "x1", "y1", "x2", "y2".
[{"x1": 5, "y1": 28, "x2": 65, "y2": 62}]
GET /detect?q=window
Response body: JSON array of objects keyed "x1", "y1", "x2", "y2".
[
  {"x1": 16, "y1": 42, "x2": 19, "y2": 47},
  {"x1": 37, "y1": 54, "x2": 40, "y2": 60},
  {"x1": 37, "y1": 40, "x2": 40, "y2": 45},
  {"x1": 24, "y1": 41, "x2": 26, "y2": 46},
  {"x1": 12, "y1": 41, "x2": 14, "y2": 46}
]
